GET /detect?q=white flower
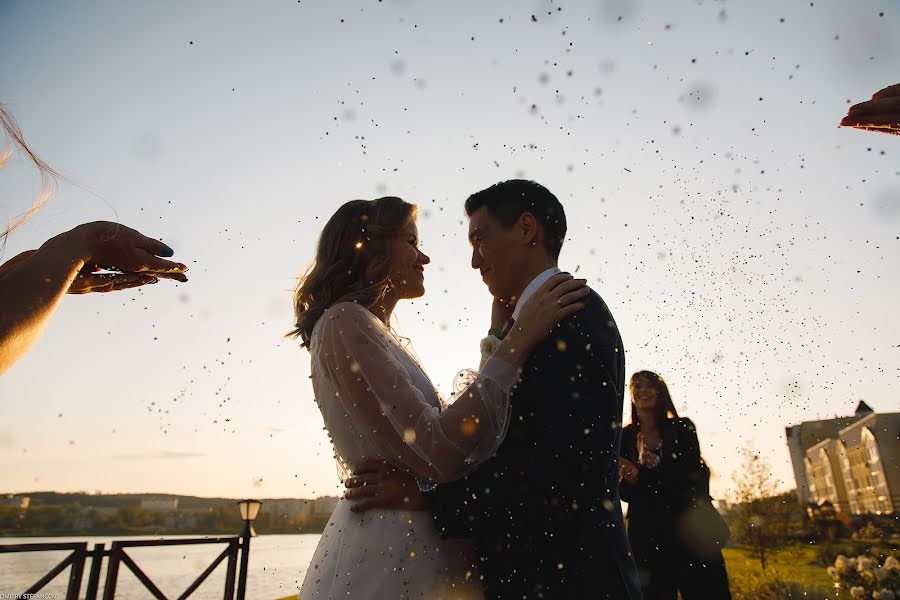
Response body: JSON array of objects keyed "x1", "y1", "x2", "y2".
[
  {"x1": 872, "y1": 590, "x2": 895, "y2": 600},
  {"x1": 850, "y1": 586, "x2": 867, "y2": 599},
  {"x1": 828, "y1": 566, "x2": 840, "y2": 580},
  {"x1": 836, "y1": 555, "x2": 850, "y2": 570},
  {"x1": 859, "y1": 557, "x2": 875, "y2": 572},
  {"x1": 883, "y1": 556, "x2": 899, "y2": 572}
]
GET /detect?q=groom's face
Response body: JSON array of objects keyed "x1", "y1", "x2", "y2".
[{"x1": 468, "y1": 206, "x2": 522, "y2": 301}]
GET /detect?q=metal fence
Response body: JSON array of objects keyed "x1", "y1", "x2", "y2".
[{"x1": 0, "y1": 534, "x2": 251, "y2": 600}]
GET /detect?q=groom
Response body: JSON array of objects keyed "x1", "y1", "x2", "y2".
[{"x1": 349, "y1": 180, "x2": 642, "y2": 599}]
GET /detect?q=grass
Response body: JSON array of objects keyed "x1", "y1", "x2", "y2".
[{"x1": 724, "y1": 544, "x2": 837, "y2": 599}]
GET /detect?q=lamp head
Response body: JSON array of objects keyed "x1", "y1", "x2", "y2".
[{"x1": 238, "y1": 499, "x2": 262, "y2": 522}]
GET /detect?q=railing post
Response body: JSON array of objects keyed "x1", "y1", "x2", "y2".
[
  {"x1": 65, "y1": 543, "x2": 87, "y2": 600},
  {"x1": 236, "y1": 524, "x2": 252, "y2": 600},
  {"x1": 102, "y1": 542, "x2": 122, "y2": 600},
  {"x1": 223, "y1": 539, "x2": 238, "y2": 600},
  {"x1": 85, "y1": 543, "x2": 106, "y2": 600}
]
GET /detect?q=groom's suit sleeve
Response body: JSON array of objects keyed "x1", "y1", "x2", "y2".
[{"x1": 426, "y1": 300, "x2": 624, "y2": 537}]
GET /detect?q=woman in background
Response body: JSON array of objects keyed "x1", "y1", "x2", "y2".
[{"x1": 619, "y1": 370, "x2": 731, "y2": 600}]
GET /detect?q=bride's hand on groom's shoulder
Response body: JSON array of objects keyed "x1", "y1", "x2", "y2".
[
  {"x1": 491, "y1": 274, "x2": 589, "y2": 368},
  {"x1": 505, "y1": 274, "x2": 590, "y2": 354},
  {"x1": 344, "y1": 460, "x2": 428, "y2": 512}
]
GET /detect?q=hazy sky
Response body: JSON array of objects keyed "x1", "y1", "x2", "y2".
[{"x1": 1, "y1": 0, "x2": 897, "y2": 502}]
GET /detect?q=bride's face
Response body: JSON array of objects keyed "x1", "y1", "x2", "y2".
[{"x1": 385, "y1": 219, "x2": 430, "y2": 299}]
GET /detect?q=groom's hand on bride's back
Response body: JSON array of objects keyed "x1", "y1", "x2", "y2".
[{"x1": 344, "y1": 460, "x2": 428, "y2": 512}]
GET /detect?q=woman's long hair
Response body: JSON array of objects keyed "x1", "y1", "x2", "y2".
[
  {"x1": 629, "y1": 370, "x2": 680, "y2": 429},
  {"x1": 288, "y1": 196, "x2": 417, "y2": 347},
  {"x1": 0, "y1": 103, "x2": 63, "y2": 245}
]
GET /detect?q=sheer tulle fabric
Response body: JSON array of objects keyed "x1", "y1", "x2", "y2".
[
  {"x1": 298, "y1": 302, "x2": 514, "y2": 599},
  {"x1": 299, "y1": 501, "x2": 483, "y2": 600},
  {"x1": 309, "y1": 301, "x2": 516, "y2": 483}
]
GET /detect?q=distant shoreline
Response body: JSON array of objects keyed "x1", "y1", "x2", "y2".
[{"x1": 0, "y1": 491, "x2": 337, "y2": 538}]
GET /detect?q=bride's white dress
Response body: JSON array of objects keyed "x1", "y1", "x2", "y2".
[{"x1": 298, "y1": 302, "x2": 517, "y2": 600}]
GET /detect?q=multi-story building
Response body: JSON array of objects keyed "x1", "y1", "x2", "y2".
[
  {"x1": 805, "y1": 436, "x2": 850, "y2": 512},
  {"x1": 786, "y1": 402, "x2": 899, "y2": 515}
]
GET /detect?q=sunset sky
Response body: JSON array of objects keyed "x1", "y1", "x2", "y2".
[{"x1": 1, "y1": 0, "x2": 897, "y2": 503}]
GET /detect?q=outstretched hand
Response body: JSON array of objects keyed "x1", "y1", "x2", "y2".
[
  {"x1": 69, "y1": 221, "x2": 189, "y2": 282},
  {"x1": 2, "y1": 222, "x2": 188, "y2": 295},
  {"x1": 344, "y1": 460, "x2": 427, "y2": 513},
  {"x1": 840, "y1": 83, "x2": 900, "y2": 136},
  {"x1": 68, "y1": 271, "x2": 160, "y2": 294},
  {"x1": 0, "y1": 221, "x2": 189, "y2": 374}
]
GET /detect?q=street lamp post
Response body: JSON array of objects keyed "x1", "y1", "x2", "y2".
[{"x1": 236, "y1": 499, "x2": 262, "y2": 600}]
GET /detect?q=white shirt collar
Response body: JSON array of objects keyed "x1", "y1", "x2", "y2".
[{"x1": 512, "y1": 266, "x2": 562, "y2": 321}]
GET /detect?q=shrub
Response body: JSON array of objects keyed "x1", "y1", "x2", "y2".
[
  {"x1": 827, "y1": 553, "x2": 900, "y2": 599},
  {"x1": 854, "y1": 523, "x2": 884, "y2": 541},
  {"x1": 730, "y1": 569, "x2": 814, "y2": 599},
  {"x1": 816, "y1": 540, "x2": 867, "y2": 566}
]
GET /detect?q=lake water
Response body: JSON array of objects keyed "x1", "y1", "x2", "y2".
[{"x1": 0, "y1": 534, "x2": 320, "y2": 599}]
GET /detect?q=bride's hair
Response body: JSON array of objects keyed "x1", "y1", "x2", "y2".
[
  {"x1": 288, "y1": 196, "x2": 417, "y2": 346},
  {"x1": 1, "y1": 103, "x2": 63, "y2": 245}
]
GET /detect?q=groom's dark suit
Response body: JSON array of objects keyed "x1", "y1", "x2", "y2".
[{"x1": 426, "y1": 289, "x2": 642, "y2": 599}]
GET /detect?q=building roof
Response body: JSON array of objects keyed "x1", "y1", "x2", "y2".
[
  {"x1": 837, "y1": 412, "x2": 900, "y2": 446},
  {"x1": 838, "y1": 412, "x2": 877, "y2": 447},
  {"x1": 855, "y1": 400, "x2": 874, "y2": 415},
  {"x1": 787, "y1": 415, "x2": 865, "y2": 451}
]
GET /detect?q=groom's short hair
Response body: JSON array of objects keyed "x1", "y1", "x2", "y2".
[{"x1": 465, "y1": 179, "x2": 567, "y2": 258}]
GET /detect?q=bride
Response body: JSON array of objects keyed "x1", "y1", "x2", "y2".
[{"x1": 290, "y1": 196, "x2": 588, "y2": 599}]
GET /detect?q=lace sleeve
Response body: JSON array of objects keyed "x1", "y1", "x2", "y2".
[{"x1": 316, "y1": 303, "x2": 516, "y2": 483}]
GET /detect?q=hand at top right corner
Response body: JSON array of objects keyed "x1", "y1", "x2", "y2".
[{"x1": 840, "y1": 83, "x2": 900, "y2": 136}]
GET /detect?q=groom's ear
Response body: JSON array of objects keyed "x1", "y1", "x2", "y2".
[{"x1": 519, "y1": 211, "x2": 542, "y2": 247}]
